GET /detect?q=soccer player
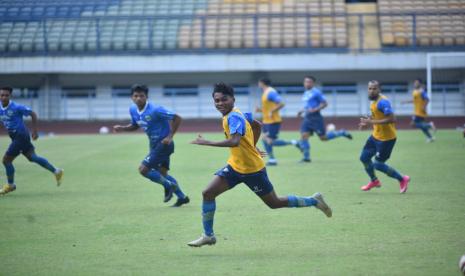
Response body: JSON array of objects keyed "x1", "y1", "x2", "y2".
[
  {"x1": 359, "y1": 81, "x2": 410, "y2": 193},
  {"x1": 402, "y1": 79, "x2": 436, "y2": 142},
  {"x1": 187, "y1": 83, "x2": 332, "y2": 247},
  {"x1": 0, "y1": 86, "x2": 63, "y2": 195},
  {"x1": 297, "y1": 76, "x2": 352, "y2": 162},
  {"x1": 255, "y1": 78, "x2": 297, "y2": 166},
  {"x1": 113, "y1": 84, "x2": 189, "y2": 207}
]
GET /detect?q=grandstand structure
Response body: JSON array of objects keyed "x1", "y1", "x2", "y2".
[{"x1": 0, "y1": 0, "x2": 464, "y2": 120}]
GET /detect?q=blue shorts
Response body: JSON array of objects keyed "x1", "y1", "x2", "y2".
[
  {"x1": 361, "y1": 136, "x2": 396, "y2": 163},
  {"x1": 142, "y1": 142, "x2": 174, "y2": 170},
  {"x1": 300, "y1": 114, "x2": 326, "y2": 136},
  {"x1": 412, "y1": 116, "x2": 426, "y2": 124},
  {"x1": 263, "y1": 123, "x2": 281, "y2": 139},
  {"x1": 6, "y1": 131, "x2": 34, "y2": 157},
  {"x1": 215, "y1": 165, "x2": 274, "y2": 196}
]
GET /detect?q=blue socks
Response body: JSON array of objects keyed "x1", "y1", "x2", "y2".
[
  {"x1": 4, "y1": 162, "x2": 15, "y2": 184},
  {"x1": 144, "y1": 169, "x2": 171, "y2": 190},
  {"x1": 362, "y1": 160, "x2": 378, "y2": 181},
  {"x1": 287, "y1": 195, "x2": 317, "y2": 207},
  {"x1": 415, "y1": 122, "x2": 432, "y2": 138},
  {"x1": 262, "y1": 140, "x2": 274, "y2": 159},
  {"x1": 373, "y1": 161, "x2": 403, "y2": 181},
  {"x1": 30, "y1": 154, "x2": 56, "y2": 173},
  {"x1": 272, "y1": 140, "x2": 291, "y2": 146},
  {"x1": 300, "y1": 139, "x2": 311, "y2": 160},
  {"x1": 202, "y1": 201, "x2": 216, "y2": 236},
  {"x1": 165, "y1": 175, "x2": 186, "y2": 199},
  {"x1": 327, "y1": 130, "x2": 348, "y2": 140}
]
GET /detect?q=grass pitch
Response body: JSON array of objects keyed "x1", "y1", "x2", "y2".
[{"x1": 0, "y1": 130, "x2": 464, "y2": 275}]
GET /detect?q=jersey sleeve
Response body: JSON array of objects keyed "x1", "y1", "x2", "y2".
[
  {"x1": 129, "y1": 107, "x2": 138, "y2": 126},
  {"x1": 377, "y1": 99, "x2": 394, "y2": 115},
  {"x1": 17, "y1": 104, "x2": 33, "y2": 117},
  {"x1": 421, "y1": 90, "x2": 429, "y2": 100},
  {"x1": 243, "y1": 112, "x2": 253, "y2": 125},
  {"x1": 316, "y1": 89, "x2": 327, "y2": 104},
  {"x1": 267, "y1": 90, "x2": 282, "y2": 103},
  {"x1": 154, "y1": 106, "x2": 175, "y2": 121},
  {"x1": 227, "y1": 113, "x2": 246, "y2": 136}
]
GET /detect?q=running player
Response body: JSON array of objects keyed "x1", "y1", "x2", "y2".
[
  {"x1": 359, "y1": 81, "x2": 410, "y2": 193},
  {"x1": 255, "y1": 78, "x2": 297, "y2": 166},
  {"x1": 297, "y1": 76, "x2": 352, "y2": 162},
  {"x1": 113, "y1": 84, "x2": 189, "y2": 207},
  {"x1": 187, "y1": 83, "x2": 332, "y2": 247},
  {"x1": 0, "y1": 86, "x2": 63, "y2": 195}
]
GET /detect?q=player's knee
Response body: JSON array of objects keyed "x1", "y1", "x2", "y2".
[
  {"x1": 202, "y1": 188, "x2": 216, "y2": 201},
  {"x1": 138, "y1": 165, "x2": 149, "y2": 176}
]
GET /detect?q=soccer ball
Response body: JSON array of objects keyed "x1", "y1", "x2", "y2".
[
  {"x1": 460, "y1": 255, "x2": 465, "y2": 275},
  {"x1": 99, "y1": 126, "x2": 110, "y2": 134},
  {"x1": 326, "y1": 123, "x2": 336, "y2": 132}
]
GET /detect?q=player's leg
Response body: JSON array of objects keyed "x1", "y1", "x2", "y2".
[
  {"x1": 372, "y1": 139, "x2": 410, "y2": 193},
  {"x1": 298, "y1": 120, "x2": 312, "y2": 162},
  {"x1": 23, "y1": 148, "x2": 63, "y2": 186},
  {"x1": 360, "y1": 136, "x2": 381, "y2": 191},
  {"x1": 270, "y1": 123, "x2": 294, "y2": 147},
  {"x1": 139, "y1": 163, "x2": 176, "y2": 202},
  {"x1": 261, "y1": 124, "x2": 276, "y2": 164},
  {"x1": 413, "y1": 116, "x2": 433, "y2": 140},
  {"x1": 159, "y1": 166, "x2": 189, "y2": 207},
  {"x1": 1, "y1": 154, "x2": 17, "y2": 195},
  {"x1": 317, "y1": 117, "x2": 352, "y2": 141},
  {"x1": 188, "y1": 173, "x2": 232, "y2": 247}
]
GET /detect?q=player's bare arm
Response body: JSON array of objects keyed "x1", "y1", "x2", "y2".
[
  {"x1": 191, "y1": 133, "x2": 241, "y2": 147},
  {"x1": 162, "y1": 114, "x2": 182, "y2": 144},
  {"x1": 113, "y1": 123, "x2": 139, "y2": 132},
  {"x1": 30, "y1": 111, "x2": 39, "y2": 140}
]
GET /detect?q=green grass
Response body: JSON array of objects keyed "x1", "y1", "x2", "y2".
[{"x1": 0, "y1": 130, "x2": 464, "y2": 276}]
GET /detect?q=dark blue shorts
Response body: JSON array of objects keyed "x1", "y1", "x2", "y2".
[
  {"x1": 6, "y1": 131, "x2": 34, "y2": 157},
  {"x1": 362, "y1": 136, "x2": 396, "y2": 163},
  {"x1": 413, "y1": 116, "x2": 425, "y2": 124},
  {"x1": 300, "y1": 114, "x2": 326, "y2": 136},
  {"x1": 142, "y1": 142, "x2": 174, "y2": 170},
  {"x1": 263, "y1": 123, "x2": 281, "y2": 139},
  {"x1": 215, "y1": 165, "x2": 274, "y2": 196}
]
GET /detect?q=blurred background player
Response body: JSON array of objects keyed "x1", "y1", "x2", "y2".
[
  {"x1": 297, "y1": 76, "x2": 352, "y2": 162},
  {"x1": 0, "y1": 86, "x2": 63, "y2": 195},
  {"x1": 359, "y1": 81, "x2": 410, "y2": 193},
  {"x1": 188, "y1": 83, "x2": 332, "y2": 247},
  {"x1": 402, "y1": 79, "x2": 436, "y2": 142},
  {"x1": 255, "y1": 78, "x2": 297, "y2": 166},
  {"x1": 113, "y1": 84, "x2": 189, "y2": 207}
]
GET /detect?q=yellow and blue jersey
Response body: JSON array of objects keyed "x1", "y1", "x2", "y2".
[
  {"x1": 370, "y1": 95, "x2": 397, "y2": 141},
  {"x1": 302, "y1": 88, "x2": 326, "y2": 116},
  {"x1": 130, "y1": 102, "x2": 175, "y2": 148},
  {"x1": 222, "y1": 108, "x2": 265, "y2": 174},
  {"x1": 0, "y1": 101, "x2": 32, "y2": 134},
  {"x1": 261, "y1": 87, "x2": 282, "y2": 124},
  {"x1": 412, "y1": 88, "x2": 429, "y2": 118}
]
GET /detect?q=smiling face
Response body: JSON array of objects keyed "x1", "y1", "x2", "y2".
[
  {"x1": 0, "y1": 89, "x2": 11, "y2": 107},
  {"x1": 213, "y1": 92, "x2": 235, "y2": 116},
  {"x1": 131, "y1": 91, "x2": 148, "y2": 110},
  {"x1": 368, "y1": 81, "x2": 381, "y2": 101}
]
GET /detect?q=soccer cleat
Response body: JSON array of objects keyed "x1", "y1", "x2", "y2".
[
  {"x1": 163, "y1": 183, "x2": 177, "y2": 203},
  {"x1": 426, "y1": 137, "x2": 435, "y2": 143},
  {"x1": 187, "y1": 234, "x2": 217, "y2": 247},
  {"x1": 55, "y1": 169, "x2": 64, "y2": 186},
  {"x1": 172, "y1": 196, "x2": 190, "y2": 207},
  {"x1": 299, "y1": 158, "x2": 311, "y2": 163},
  {"x1": 293, "y1": 140, "x2": 303, "y2": 153},
  {"x1": 0, "y1": 184, "x2": 16, "y2": 195},
  {"x1": 345, "y1": 132, "x2": 353, "y2": 140},
  {"x1": 312, "y1": 192, "x2": 332, "y2": 218},
  {"x1": 266, "y1": 159, "x2": 278, "y2": 166},
  {"x1": 361, "y1": 179, "x2": 381, "y2": 191},
  {"x1": 399, "y1": 175, "x2": 410, "y2": 194},
  {"x1": 430, "y1": 121, "x2": 437, "y2": 133}
]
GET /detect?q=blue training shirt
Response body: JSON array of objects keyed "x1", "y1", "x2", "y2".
[
  {"x1": 129, "y1": 102, "x2": 175, "y2": 147},
  {"x1": 267, "y1": 89, "x2": 282, "y2": 103},
  {"x1": 302, "y1": 87, "x2": 326, "y2": 115},
  {"x1": 377, "y1": 98, "x2": 394, "y2": 115},
  {"x1": 421, "y1": 89, "x2": 429, "y2": 100},
  {"x1": 0, "y1": 101, "x2": 32, "y2": 134},
  {"x1": 227, "y1": 111, "x2": 253, "y2": 136}
]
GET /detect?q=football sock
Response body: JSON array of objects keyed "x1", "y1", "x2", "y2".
[
  {"x1": 287, "y1": 195, "x2": 317, "y2": 207},
  {"x1": 262, "y1": 140, "x2": 274, "y2": 159},
  {"x1": 165, "y1": 175, "x2": 186, "y2": 199},
  {"x1": 373, "y1": 161, "x2": 403, "y2": 181},
  {"x1": 30, "y1": 154, "x2": 56, "y2": 173},
  {"x1": 4, "y1": 162, "x2": 15, "y2": 184},
  {"x1": 300, "y1": 139, "x2": 310, "y2": 160},
  {"x1": 202, "y1": 200, "x2": 216, "y2": 236},
  {"x1": 144, "y1": 169, "x2": 170, "y2": 190},
  {"x1": 272, "y1": 139, "x2": 291, "y2": 146},
  {"x1": 362, "y1": 160, "x2": 378, "y2": 181},
  {"x1": 326, "y1": 130, "x2": 348, "y2": 140}
]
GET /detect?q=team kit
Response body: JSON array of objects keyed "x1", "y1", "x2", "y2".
[{"x1": 0, "y1": 76, "x2": 435, "y2": 247}]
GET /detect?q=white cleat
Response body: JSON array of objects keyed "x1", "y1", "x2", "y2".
[
  {"x1": 312, "y1": 192, "x2": 332, "y2": 218},
  {"x1": 54, "y1": 169, "x2": 64, "y2": 186},
  {"x1": 430, "y1": 121, "x2": 437, "y2": 133},
  {"x1": 187, "y1": 234, "x2": 217, "y2": 247},
  {"x1": 426, "y1": 137, "x2": 436, "y2": 143}
]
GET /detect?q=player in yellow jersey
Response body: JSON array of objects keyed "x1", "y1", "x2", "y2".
[
  {"x1": 187, "y1": 83, "x2": 332, "y2": 247},
  {"x1": 402, "y1": 79, "x2": 436, "y2": 142},
  {"x1": 359, "y1": 81, "x2": 410, "y2": 193},
  {"x1": 255, "y1": 78, "x2": 298, "y2": 166}
]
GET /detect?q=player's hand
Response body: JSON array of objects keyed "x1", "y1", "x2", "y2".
[
  {"x1": 255, "y1": 106, "x2": 262, "y2": 113},
  {"x1": 113, "y1": 125, "x2": 124, "y2": 132},
  {"x1": 256, "y1": 147, "x2": 267, "y2": 157},
  {"x1": 31, "y1": 130, "x2": 38, "y2": 140},
  {"x1": 191, "y1": 134, "x2": 210, "y2": 146},
  {"x1": 297, "y1": 110, "x2": 304, "y2": 117},
  {"x1": 161, "y1": 136, "x2": 172, "y2": 145},
  {"x1": 359, "y1": 116, "x2": 371, "y2": 130}
]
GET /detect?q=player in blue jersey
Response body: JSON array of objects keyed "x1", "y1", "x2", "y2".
[
  {"x1": 113, "y1": 84, "x2": 189, "y2": 207},
  {"x1": 0, "y1": 86, "x2": 63, "y2": 195},
  {"x1": 297, "y1": 76, "x2": 352, "y2": 162}
]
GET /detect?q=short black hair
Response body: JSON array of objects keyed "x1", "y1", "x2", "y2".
[
  {"x1": 131, "y1": 84, "x2": 148, "y2": 95},
  {"x1": 212, "y1": 82, "x2": 234, "y2": 98},
  {"x1": 304, "y1": 75, "x2": 316, "y2": 82},
  {"x1": 415, "y1": 78, "x2": 423, "y2": 84},
  {"x1": 258, "y1": 78, "x2": 271, "y2": 86},
  {"x1": 0, "y1": 86, "x2": 13, "y2": 94}
]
